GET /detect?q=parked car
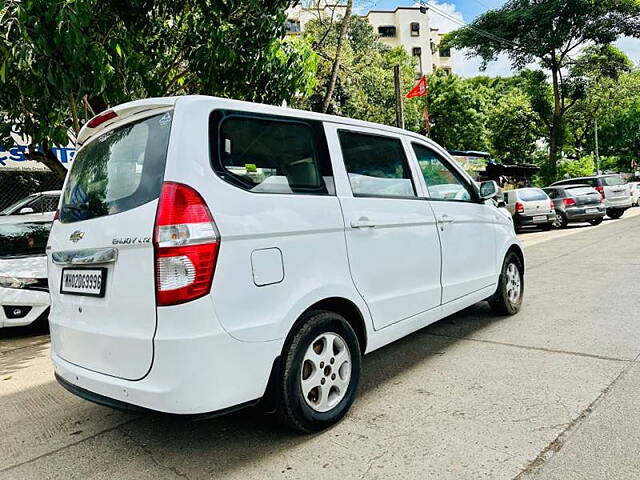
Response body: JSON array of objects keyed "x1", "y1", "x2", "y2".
[
  {"x1": 551, "y1": 175, "x2": 631, "y2": 219},
  {"x1": 502, "y1": 188, "x2": 555, "y2": 232},
  {"x1": 0, "y1": 213, "x2": 53, "y2": 329},
  {"x1": 48, "y1": 96, "x2": 524, "y2": 432},
  {"x1": 0, "y1": 190, "x2": 61, "y2": 216},
  {"x1": 543, "y1": 185, "x2": 606, "y2": 228},
  {"x1": 629, "y1": 181, "x2": 640, "y2": 206}
]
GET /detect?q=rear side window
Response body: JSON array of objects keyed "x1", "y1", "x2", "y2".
[
  {"x1": 602, "y1": 175, "x2": 625, "y2": 186},
  {"x1": 518, "y1": 188, "x2": 548, "y2": 201},
  {"x1": 60, "y1": 112, "x2": 172, "y2": 223},
  {"x1": 544, "y1": 189, "x2": 557, "y2": 199},
  {"x1": 211, "y1": 113, "x2": 333, "y2": 195},
  {"x1": 339, "y1": 131, "x2": 416, "y2": 198}
]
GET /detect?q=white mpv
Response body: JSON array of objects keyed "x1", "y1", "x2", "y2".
[{"x1": 48, "y1": 96, "x2": 524, "y2": 432}]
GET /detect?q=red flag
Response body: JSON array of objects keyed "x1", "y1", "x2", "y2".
[{"x1": 406, "y1": 75, "x2": 427, "y2": 98}]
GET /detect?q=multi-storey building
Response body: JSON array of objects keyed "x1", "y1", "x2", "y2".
[{"x1": 286, "y1": 2, "x2": 453, "y2": 77}]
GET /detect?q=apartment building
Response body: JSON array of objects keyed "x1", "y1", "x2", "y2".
[{"x1": 286, "y1": 2, "x2": 453, "y2": 77}]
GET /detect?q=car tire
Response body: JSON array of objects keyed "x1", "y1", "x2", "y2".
[
  {"x1": 552, "y1": 212, "x2": 568, "y2": 229},
  {"x1": 276, "y1": 310, "x2": 362, "y2": 433},
  {"x1": 489, "y1": 252, "x2": 524, "y2": 316},
  {"x1": 607, "y1": 209, "x2": 624, "y2": 219},
  {"x1": 541, "y1": 222, "x2": 553, "y2": 231},
  {"x1": 589, "y1": 217, "x2": 604, "y2": 226}
]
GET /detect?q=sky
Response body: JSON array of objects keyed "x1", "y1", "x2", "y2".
[{"x1": 362, "y1": 1, "x2": 640, "y2": 78}]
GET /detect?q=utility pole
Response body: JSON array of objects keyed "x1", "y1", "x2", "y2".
[
  {"x1": 594, "y1": 117, "x2": 601, "y2": 174},
  {"x1": 393, "y1": 64, "x2": 404, "y2": 129}
]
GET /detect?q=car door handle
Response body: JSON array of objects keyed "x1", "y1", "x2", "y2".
[
  {"x1": 437, "y1": 215, "x2": 454, "y2": 224},
  {"x1": 350, "y1": 217, "x2": 376, "y2": 229},
  {"x1": 437, "y1": 214, "x2": 454, "y2": 231}
]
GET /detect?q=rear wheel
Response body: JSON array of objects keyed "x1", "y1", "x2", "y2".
[
  {"x1": 489, "y1": 252, "x2": 524, "y2": 316},
  {"x1": 607, "y1": 209, "x2": 624, "y2": 219},
  {"x1": 553, "y1": 212, "x2": 568, "y2": 229},
  {"x1": 589, "y1": 217, "x2": 604, "y2": 226},
  {"x1": 276, "y1": 310, "x2": 362, "y2": 432}
]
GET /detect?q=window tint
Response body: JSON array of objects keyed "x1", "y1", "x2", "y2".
[
  {"x1": 339, "y1": 131, "x2": 416, "y2": 198},
  {"x1": 411, "y1": 143, "x2": 473, "y2": 202},
  {"x1": 213, "y1": 114, "x2": 332, "y2": 195},
  {"x1": 544, "y1": 189, "x2": 557, "y2": 199},
  {"x1": 503, "y1": 192, "x2": 510, "y2": 203},
  {"x1": 61, "y1": 112, "x2": 172, "y2": 223},
  {"x1": 518, "y1": 188, "x2": 548, "y2": 201}
]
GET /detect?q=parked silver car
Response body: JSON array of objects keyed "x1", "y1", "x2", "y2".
[
  {"x1": 551, "y1": 175, "x2": 631, "y2": 219},
  {"x1": 503, "y1": 188, "x2": 555, "y2": 232}
]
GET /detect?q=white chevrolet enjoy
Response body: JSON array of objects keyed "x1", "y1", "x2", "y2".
[{"x1": 48, "y1": 96, "x2": 524, "y2": 432}]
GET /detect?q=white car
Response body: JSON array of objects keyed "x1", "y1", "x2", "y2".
[
  {"x1": 48, "y1": 96, "x2": 524, "y2": 432},
  {"x1": 0, "y1": 213, "x2": 53, "y2": 329},
  {"x1": 1, "y1": 191, "x2": 61, "y2": 216},
  {"x1": 629, "y1": 182, "x2": 640, "y2": 206},
  {"x1": 502, "y1": 188, "x2": 556, "y2": 232}
]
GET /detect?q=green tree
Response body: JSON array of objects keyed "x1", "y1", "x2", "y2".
[
  {"x1": 443, "y1": 0, "x2": 640, "y2": 180},
  {"x1": 487, "y1": 90, "x2": 539, "y2": 164},
  {"x1": 425, "y1": 73, "x2": 490, "y2": 151},
  {"x1": 0, "y1": 0, "x2": 317, "y2": 179}
]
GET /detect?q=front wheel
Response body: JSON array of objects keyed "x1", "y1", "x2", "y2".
[
  {"x1": 607, "y1": 209, "x2": 624, "y2": 219},
  {"x1": 276, "y1": 310, "x2": 362, "y2": 432},
  {"x1": 489, "y1": 252, "x2": 524, "y2": 316}
]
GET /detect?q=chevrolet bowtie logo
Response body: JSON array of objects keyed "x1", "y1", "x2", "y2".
[{"x1": 70, "y1": 231, "x2": 85, "y2": 243}]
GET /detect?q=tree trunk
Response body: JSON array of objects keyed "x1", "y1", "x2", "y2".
[
  {"x1": 548, "y1": 63, "x2": 562, "y2": 181},
  {"x1": 27, "y1": 145, "x2": 68, "y2": 180},
  {"x1": 321, "y1": 0, "x2": 353, "y2": 114}
]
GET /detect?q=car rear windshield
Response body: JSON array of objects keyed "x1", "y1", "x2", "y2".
[
  {"x1": 518, "y1": 188, "x2": 548, "y2": 201},
  {"x1": 60, "y1": 112, "x2": 172, "y2": 223},
  {"x1": 602, "y1": 176, "x2": 625, "y2": 186},
  {"x1": 0, "y1": 222, "x2": 51, "y2": 258},
  {"x1": 566, "y1": 187, "x2": 597, "y2": 196}
]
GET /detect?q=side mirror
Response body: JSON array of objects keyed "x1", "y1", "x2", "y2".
[
  {"x1": 479, "y1": 181, "x2": 499, "y2": 200},
  {"x1": 18, "y1": 207, "x2": 34, "y2": 215}
]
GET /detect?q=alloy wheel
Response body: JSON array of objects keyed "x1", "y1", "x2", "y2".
[{"x1": 300, "y1": 332, "x2": 352, "y2": 413}]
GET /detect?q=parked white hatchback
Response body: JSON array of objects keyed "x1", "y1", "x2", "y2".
[
  {"x1": 48, "y1": 96, "x2": 524, "y2": 432},
  {"x1": 0, "y1": 213, "x2": 53, "y2": 329}
]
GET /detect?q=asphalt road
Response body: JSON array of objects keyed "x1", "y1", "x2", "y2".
[{"x1": 1, "y1": 209, "x2": 640, "y2": 479}]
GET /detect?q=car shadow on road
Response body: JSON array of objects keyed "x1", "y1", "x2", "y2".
[{"x1": 0, "y1": 303, "x2": 509, "y2": 477}]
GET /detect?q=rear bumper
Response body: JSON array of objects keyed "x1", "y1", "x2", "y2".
[
  {"x1": 51, "y1": 296, "x2": 282, "y2": 415},
  {"x1": 604, "y1": 198, "x2": 632, "y2": 210},
  {"x1": 563, "y1": 206, "x2": 606, "y2": 221},
  {"x1": 514, "y1": 212, "x2": 555, "y2": 226},
  {"x1": 0, "y1": 286, "x2": 49, "y2": 328}
]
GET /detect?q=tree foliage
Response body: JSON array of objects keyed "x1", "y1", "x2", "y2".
[
  {"x1": 0, "y1": 0, "x2": 317, "y2": 178},
  {"x1": 443, "y1": 0, "x2": 640, "y2": 181}
]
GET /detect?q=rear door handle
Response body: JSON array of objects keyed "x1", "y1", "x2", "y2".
[
  {"x1": 350, "y1": 217, "x2": 376, "y2": 229},
  {"x1": 437, "y1": 214, "x2": 454, "y2": 231}
]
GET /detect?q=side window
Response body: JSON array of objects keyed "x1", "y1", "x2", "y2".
[
  {"x1": 503, "y1": 192, "x2": 510, "y2": 203},
  {"x1": 212, "y1": 113, "x2": 333, "y2": 195},
  {"x1": 338, "y1": 131, "x2": 416, "y2": 198},
  {"x1": 546, "y1": 189, "x2": 556, "y2": 199},
  {"x1": 42, "y1": 195, "x2": 60, "y2": 212},
  {"x1": 411, "y1": 143, "x2": 474, "y2": 202}
]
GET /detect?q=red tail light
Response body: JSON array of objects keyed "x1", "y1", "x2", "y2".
[
  {"x1": 154, "y1": 182, "x2": 219, "y2": 306},
  {"x1": 87, "y1": 110, "x2": 117, "y2": 128},
  {"x1": 563, "y1": 198, "x2": 576, "y2": 207},
  {"x1": 549, "y1": 200, "x2": 555, "y2": 210},
  {"x1": 595, "y1": 186, "x2": 605, "y2": 200},
  {"x1": 515, "y1": 202, "x2": 525, "y2": 213}
]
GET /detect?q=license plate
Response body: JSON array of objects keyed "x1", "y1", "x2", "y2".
[
  {"x1": 533, "y1": 215, "x2": 547, "y2": 223},
  {"x1": 60, "y1": 268, "x2": 107, "y2": 297},
  {"x1": 586, "y1": 208, "x2": 599, "y2": 214}
]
